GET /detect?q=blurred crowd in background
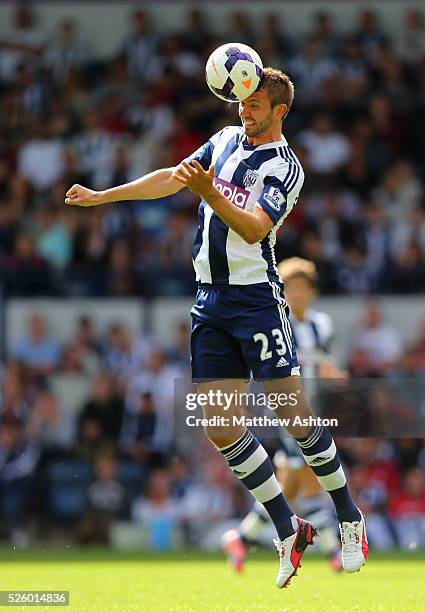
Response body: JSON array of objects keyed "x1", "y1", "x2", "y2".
[
  {"x1": 1, "y1": 301, "x2": 424, "y2": 550},
  {"x1": 0, "y1": 4, "x2": 425, "y2": 296},
  {"x1": 0, "y1": 3, "x2": 425, "y2": 551}
]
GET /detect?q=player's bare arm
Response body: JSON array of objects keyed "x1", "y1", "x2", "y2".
[
  {"x1": 65, "y1": 167, "x2": 184, "y2": 207},
  {"x1": 173, "y1": 160, "x2": 273, "y2": 244}
]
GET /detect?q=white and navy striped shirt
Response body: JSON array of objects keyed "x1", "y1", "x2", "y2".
[
  {"x1": 290, "y1": 309, "x2": 334, "y2": 379},
  {"x1": 186, "y1": 126, "x2": 304, "y2": 285}
]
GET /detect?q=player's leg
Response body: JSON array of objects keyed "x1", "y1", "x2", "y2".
[
  {"x1": 292, "y1": 468, "x2": 342, "y2": 570},
  {"x1": 264, "y1": 376, "x2": 368, "y2": 572},
  {"x1": 275, "y1": 449, "x2": 342, "y2": 570},
  {"x1": 221, "y1": 442, "x2": 301, "y2": 571},
  {"x1": 221, "y1": 446, "x2": 298, "y2": 572},
  {"x1": 196, "y1": 377, "x2": 300, "y2": 546}
]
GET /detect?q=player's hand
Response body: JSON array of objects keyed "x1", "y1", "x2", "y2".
[
  {"x1": 65, "y1": 184, "x2": 101, "y2": 207},
  {"x1": 173, "y1": 161, "x2": 215, "y2": 198}
]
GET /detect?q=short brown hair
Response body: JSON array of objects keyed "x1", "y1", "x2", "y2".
[
  {"x1": 258, "y1": 67, "x2": 294, "y2": 119},
  {"x1": 277, "y1": 257, "x2": 318, "y2": 288}
]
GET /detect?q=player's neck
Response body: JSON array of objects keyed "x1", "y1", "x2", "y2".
[{"x1": 247, "y1": 125, "x2": 283, "y2": 146}]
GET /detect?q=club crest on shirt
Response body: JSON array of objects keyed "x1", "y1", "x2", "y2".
[
  {"x1": 242, "y1": 169, "x2": 259, "y2": 188},
  {"x1": 263, "y1": 186, "x2": 286, "y2": 211}
]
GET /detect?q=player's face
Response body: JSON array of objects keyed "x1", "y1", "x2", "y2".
[
  {"x1": 238, "y1": 89, "x2": 278, "y2": 140},
  {"x1": 284, "y1": 276, "x2": 316, "y2": 316}
]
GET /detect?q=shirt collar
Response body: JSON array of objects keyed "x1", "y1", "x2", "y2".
[{"x1": 241, "y1": 134, "x2": 288, "y2": 151}]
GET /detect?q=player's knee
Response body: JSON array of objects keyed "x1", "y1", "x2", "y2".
[{"x1": 204, "y1": 425, "x2": 244, "y2": 449}]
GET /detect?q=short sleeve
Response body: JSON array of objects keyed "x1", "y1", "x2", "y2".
[
  {"x1": 257, "y1": 176, "x2": 289, "y2": 225},
  {"x1": 257, "y1": 159, "x2": 304, "y2": 225}
]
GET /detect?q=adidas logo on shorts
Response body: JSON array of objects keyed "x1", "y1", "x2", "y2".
[{"x1": 276, "y1": 357, "x2": 289, "y2": 367}]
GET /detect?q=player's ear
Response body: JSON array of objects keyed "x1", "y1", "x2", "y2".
[{"x1": 274, "y1": 103, "x2": 287, "y2": 121}]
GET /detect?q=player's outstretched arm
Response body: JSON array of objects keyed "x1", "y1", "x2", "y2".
[{"x1": 65, "y1": 167, "x2": 184, "y2": 207}]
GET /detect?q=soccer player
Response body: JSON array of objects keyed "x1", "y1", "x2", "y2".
[
  {"x1": 65, "y1": 67, "x2": 368, "y2": 588},
  {"x1": 222, "y1": 257, "x2": 344, "y2": 573}
]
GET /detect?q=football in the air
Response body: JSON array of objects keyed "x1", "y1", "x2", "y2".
[{"x1": 205, "y1": 43, "x2": 263, "y2": 103}]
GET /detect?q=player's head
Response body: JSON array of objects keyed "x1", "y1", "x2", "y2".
[
  {"x1": 277, "y1": 257, "x2": 318, "y2": 315},
  {"x1": 238, "y1": 67, "x2": 294, "y2": 139}
]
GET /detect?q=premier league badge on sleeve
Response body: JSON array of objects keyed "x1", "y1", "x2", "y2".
[
  {"x1": 264, "y1": 186, "x2": 286, "y2": 211},
  {"x1": 243, "y1": 169, "x2": 259, "y2": 188}
]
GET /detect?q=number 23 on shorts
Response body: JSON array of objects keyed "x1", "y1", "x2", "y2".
[{"x1": 253, "y1": 328, "x2": 288, "y2": 361}]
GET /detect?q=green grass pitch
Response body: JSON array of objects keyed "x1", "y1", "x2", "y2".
[{"x1": 0, "y1": 549, "x2": 423, "y2": 611}]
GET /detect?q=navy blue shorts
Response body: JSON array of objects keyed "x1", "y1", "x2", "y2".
[{"x1": 190, "y1": 282, "x2": 300, "y2": 382}]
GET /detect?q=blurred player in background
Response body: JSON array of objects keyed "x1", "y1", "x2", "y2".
[
  {"x1": 223, "y1": 257, "x2": 344, "y2": 572},
  {"x1": 64, "y1": 67, "x2": 368, "y2": 589}
]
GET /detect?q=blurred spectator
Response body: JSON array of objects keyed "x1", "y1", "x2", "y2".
[
  {"x1": 35, "y1": 208, "x2": 72, "y2": 270},
  {"x1": 298, "y1": 229, "x2": 337, "y2": 293},
  {"x1": 411, "y1": 320, "x2": 425, "y2": 371},
  {"x1": 125, "y1": 88, "x2": 174, "y2": 141},
  {"x1": 148, "y1": 35, "x2": 202, "y2": 82},
  {"x1": 348, "y1": 302, "x2": 403, "y2": 374},
  {"x1": 289, "y1": 36, "x2": 338, "y2": 103},
  {"x1": 75, "y1": 316, "x2": 101, "y2": 355},
  {"x1": 372, "y1": 160, "x2": 423, "y2": 225},
  {"x1": 120, "y1": 391, "x2": 163, "y2": 465},
  {"x1": 348, "y1": 440, "x2": 397, "y2": 550},
  {"x1": 102, "y1": 323, "x2": 133, "y2": 383},
  {"x1": 0, "y1": 361, "x2": 30, "y2": 421},
  {"x1": 0, "y1": 4, "x2": 45, "y2": 81},
  {"x1": 43, "y1": 18, "x2": 92, "y2": 80},
  {"x1": 75, "y1": 415, "x2": 114, "y2": 462},
  {"x1": 335, "y1": 245, "x2": 377, "y2": 294},
  {"x1": 121, "y1": 10, "x2": 159, "y2": 81},
  {"x1": 182, "y1": 9, "x2": 212, "y2": 54},
  {"x1": 390, "y1": 241, "x2": 425, "y2": 293},
  {"x1": 0, "y1": 416, "x2": 39, "y2": 545},
  {"x1": 71, "y1": 110, "x2": 120, "y2": 190},
  {"x1": 166, "y1": 321, "x2": 190, "y2": 366},
  {"x1": 362, "y1": 201, "x2": 391, "y2": 282},
  {"x1": 397, "y1": 9, "x2": 425, "y2": 66},
  {"x1": 298, "y1": 114, "x2": 350, "y2": 175},
  {"x1": 78, "y1": 453, "x2": 127, "y2": 544},
  {"x1": 347, "y1": 346, "x2": 380, "y2": 378},
  {"x1": 0, "y1": 203, "x2": 19, "y2": 257},
  {"x1": 305, "y1": 185, "x2": 360, "y2": 260},
  {"x1": 309, "y1": 11, "x2": 341, "y2": 58},
  {"x1": 78, "y1": 373, "x2": 124, "y2": 443},
  {"x1": 179, "y1": 458, "x2": 236, "y2": 544},
  {"x1": 391, "y1": 205, "x2": 425, "y2": 260},
  {"x1": 226, "y1": 12, "x2": 255, "y2": 47},
  {"x1": 127, "y1": 347, "x2": 183, "y2": 414},
  {"x1": 131, "y1": 468, "x2": 181, "y2": 550},
  {"x1": 17, "y1": 121, "x2": 66, "y2": 193},
  {"x1": 0, "y1": 233, "x2": 52, "y2": 296},
  {"x1": 11, "y1": 313, "x2": 61, "y2": 379},
  {"x1": 353, "y1": 9, "x2": 387, "y2": 61},
  {"x1": 106, "y1": 240, "x2": 141, "y2": 297},
  {"x1": 65, "y1": 316, "x2": 101, "y2": 376},
  {"x1": 28, "y1": 388, "x2": 74, "y2": 452},
  {"x1": 339, "y1": 37, "x2": 368, "y2": 104},
  {"x1": 258, "y1": 13, "x2": 294, "y2": 59},
  {"x1": 389, "y1": 468, "x2": 425, "y2": 549}
]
